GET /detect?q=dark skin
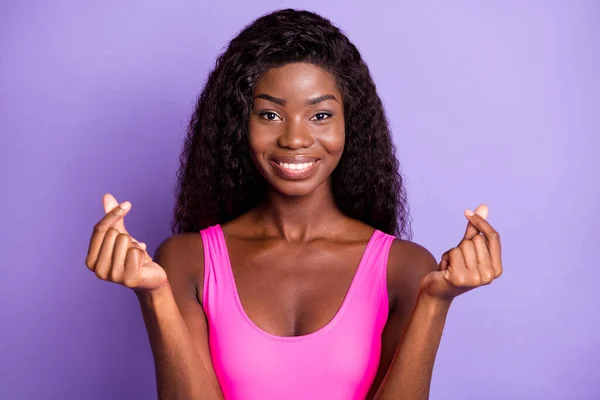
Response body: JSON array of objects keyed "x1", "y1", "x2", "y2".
[
  {"x1": 205, "y1": 63, "x2": 433, "y2": 396},
  {"x1": 86, "y1": 62, "x2": 502, "y2": 399}
]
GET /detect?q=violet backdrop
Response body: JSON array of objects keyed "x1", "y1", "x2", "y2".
[{"x1": 1, "y1": 0, "x2": 598, "y2": 399}]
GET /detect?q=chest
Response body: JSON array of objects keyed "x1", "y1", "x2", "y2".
[
  {"x1": 225, "y1": 238, "x2": 370, "y2": 337},
  {"x1": 203, "y1": 230, "x2": 392, "y2": 399}
]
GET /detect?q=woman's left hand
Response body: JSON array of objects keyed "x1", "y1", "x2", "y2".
[{"x1": 420, "y1": 204, "x2": 503, "y2": 301}]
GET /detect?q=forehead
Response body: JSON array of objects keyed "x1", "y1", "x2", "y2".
[{"x1": 254, "y1": 63, "x2": 341, "y2": 99}]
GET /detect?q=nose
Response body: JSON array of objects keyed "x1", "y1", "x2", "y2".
[{"x1": 277, "y1": 119, "x2": 315, "y2": 149}]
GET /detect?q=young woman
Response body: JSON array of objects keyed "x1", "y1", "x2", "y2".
[{"x1": 85, "y1": 9, "x2": 502, "y2": 400}]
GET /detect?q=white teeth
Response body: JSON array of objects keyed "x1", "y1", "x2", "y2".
[{"x1": 276, "y1": 161, "x2": 316, "y2": 171}]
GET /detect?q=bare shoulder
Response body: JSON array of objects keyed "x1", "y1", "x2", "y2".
[
  {"x1": 386, "y1": 238, "x2": 439, "y2": 305},
  {"x1": 388, "y1": 239, "x2": 438, "y2": 276},
  {"x1": 153, "y1": 232, "x2": 205, "y2": 299}
]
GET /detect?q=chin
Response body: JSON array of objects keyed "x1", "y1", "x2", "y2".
[{"x1": 270, "y1": 180, "x2": 324, "y2": 197}]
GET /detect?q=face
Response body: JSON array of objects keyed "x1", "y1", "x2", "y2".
[{"x1": 248, "y1": 62, "x2": 345, "y2": 197}]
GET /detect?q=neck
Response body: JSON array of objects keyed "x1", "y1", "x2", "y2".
[{"x1": 252, "y1": 179, "x2": 345, "y2": 242}]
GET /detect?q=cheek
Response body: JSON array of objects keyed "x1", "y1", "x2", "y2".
[
  {"x1": 320, "y1": 123, "x2": 345, "y2": 156},
  {"x1": 248, "y1": 123, "x2": 269, "y2": 157}
]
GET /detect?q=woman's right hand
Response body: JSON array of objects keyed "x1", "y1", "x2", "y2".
[{"x1": 85, "y1": 193, "x2": 168, "y2": 294}]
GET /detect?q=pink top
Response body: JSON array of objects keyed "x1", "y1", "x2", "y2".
[{"x1": 200, "y1": 224, "x2": 395, "y2": 400}]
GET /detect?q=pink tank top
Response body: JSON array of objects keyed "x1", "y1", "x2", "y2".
[{"x1": 200, "y1": 224, "x2": 395, "y2": 400}]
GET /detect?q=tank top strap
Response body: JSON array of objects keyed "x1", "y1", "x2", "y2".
[
  {"x1": 349, "y1": 229, "x2": 396, "y2": 314},
  {"x1": 199, "y1": 224, "x2": 234, "y2": 317}
]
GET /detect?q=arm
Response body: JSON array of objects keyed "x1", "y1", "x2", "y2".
[
  {"x1": 373, "y1": 291, "x2": 451, "y2": 400},
  {"x1": 372, "y1": 206, "x2": 503, "y2": 399},
  {"x1": 136, "y1": 234, "x2": 223, "y2": 400},
  {"x1": 369, "y1": 240, "x2": 446, "y2": 400}
]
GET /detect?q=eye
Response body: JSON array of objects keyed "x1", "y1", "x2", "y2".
[
  {"x1": 311, "y1": 112, "x2": 332, "y2": 121},
  {"x1": 259, "y1": 111, "x2": 282, "y2": 121}
]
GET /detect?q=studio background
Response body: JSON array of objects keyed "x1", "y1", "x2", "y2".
[{"x1": 1, "y1": 1, "x2": 598, "y2": 399}]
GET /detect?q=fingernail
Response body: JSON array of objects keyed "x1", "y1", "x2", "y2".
[
  {"x1": 119, "y1": 202, "x2": 131, "y2": 210},
  {"x1": 465, "y1": 209, "x2": 475, "y2": 216}
]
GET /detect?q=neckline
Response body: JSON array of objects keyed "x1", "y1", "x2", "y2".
[{"x1": 215, "y1": 224, "x2": 379, "y2": 342}]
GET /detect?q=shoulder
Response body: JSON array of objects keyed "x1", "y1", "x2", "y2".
[
  {"x1": 387, "y1": 238, "x2": 438, "y2": 275},
  {"x1": 154, "y1": 232, "x2": 205, "y2": 268},
  {"x1": 153, "y1": 232, "x2": 205, "y2": 293},
  {"x1": 386, "y1": 238, "x2": 439, "y2": 305}
]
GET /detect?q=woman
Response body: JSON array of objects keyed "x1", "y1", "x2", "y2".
[{"x1": 85, "y1": 9, "x2": 502, "y2": 400}]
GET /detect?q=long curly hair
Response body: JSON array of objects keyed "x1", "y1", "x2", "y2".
[{"x1": 171, "y1": 9, "x2": 412, "y2": 239}]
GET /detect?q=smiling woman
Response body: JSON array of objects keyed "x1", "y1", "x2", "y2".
[
  {"x1": 171, "y1": 9, "x2": 411, "y2": 238},
  {"x1": 249, "y1": 63, "x2": 345, "y2": 194},
  {"x1": 85, "y1": 8, "x2": 503, "y2": 400}
]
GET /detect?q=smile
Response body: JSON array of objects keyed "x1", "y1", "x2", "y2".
[
  {"x1": 270, "y1": 160, "x2": 320, "y2": 180},
  {"x1": 276, "y1": 161, "x2": 315, "y2": 171}
]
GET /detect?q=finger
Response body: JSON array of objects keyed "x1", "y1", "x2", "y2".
[
  {"x1": 86, "y1": 201, "x2": 131, "y2": 268},
  {"x1": 123, "y1": 247, "x2": 143, "y2": 288},
  {"x1": 448, "y1": 247, "x2": 467, "y2": 272},
  {"x1": 449, "y1": 247, "x2": 481, "y2": 288},
  {"x1": 103, "y1": 193, "x2": 129, "y2": 234},
  {"x1": 472, "y1": 235, "x2": 495, "y2": 283},
  {"x1": 95, "y1": 200, "x2": 131, "y2": 234},
  {"x1": 464, "y1": 212, "x2": 502, "y2": 275},
  {"x1": 130, "y1": 237, "x2": 145, "y2": 249},
  {"x1": 94, "y1": 228, "x2": 120, "y2": 279},
  {"x1": 129, "y1": 236, "x2": 147, "y2": 251},
  {"x1": 462, "y1": 204, "x2": 489, "y2": 241},
  {"x1": 440, "y1": 251, "x2": 450, "y2": 270},
  {"x1": 110, "y1": 233, "x2": 133, "y2": 282},
  {"x1": 458, "y1": 239, "x2": 479, "y2": 273}
]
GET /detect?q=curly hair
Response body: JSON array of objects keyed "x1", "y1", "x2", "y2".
[{"x1": 171, "y1": 9, "x2": 412, "y2": 239}]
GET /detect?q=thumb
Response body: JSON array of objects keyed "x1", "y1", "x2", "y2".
[
  {"x1": 462, "y1": 204, "x2": 489, "y2": 241},
  {"x1": 474, "y1": 204, "x2": 489, "y2": 220},
  {"x1": 103, "y1": 193, "x2": 129, "y2": 234}
]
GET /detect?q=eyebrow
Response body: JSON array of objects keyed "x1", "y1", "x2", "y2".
[
  {"x1": 306, "y1": 94, "x2": 338, "y2": 105},
  {"x1": 255, "y1": 93, "x2": 338, "y2": 106}
]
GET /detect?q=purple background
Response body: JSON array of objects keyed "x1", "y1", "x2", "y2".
[{"x1": 2, "y1": 1, "x2": 598, "y2": 399}]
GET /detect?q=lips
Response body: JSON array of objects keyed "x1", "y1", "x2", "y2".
[{"x1": 270, "y1": 158, "x2": 321, "y2": 180}]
